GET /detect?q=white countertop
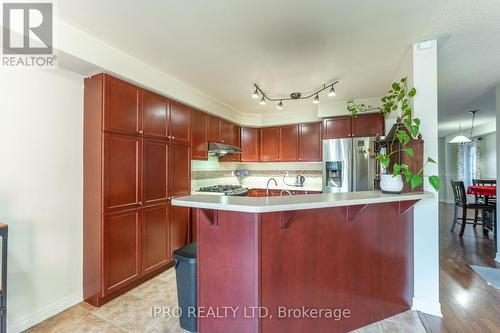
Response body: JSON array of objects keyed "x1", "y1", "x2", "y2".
[{"x1": 172, "y1": 191, "x2": 434, "y2": 213}]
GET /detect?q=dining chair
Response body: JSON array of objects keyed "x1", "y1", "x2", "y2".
[
  {"x1": 450, "y1": 180, "x2": 496, "y2": 238},
  {"x1": 472, "y1": 179, "x2": 497, "y2": 226}
]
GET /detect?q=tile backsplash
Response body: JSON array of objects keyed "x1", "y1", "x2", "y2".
[{"x1": 192, "y1": 169, "x2": 322, "y2": 180}]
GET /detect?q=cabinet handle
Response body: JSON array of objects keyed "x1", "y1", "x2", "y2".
[
  {"x1": 138, "y1": 130, "x2": 143, "y2": 134},
  {"x1": 172, "y1": 136, "x2": 175, "y2": 139},
  {"x1": 139, "y1": 201, "x2": 143, "y2": 205}
]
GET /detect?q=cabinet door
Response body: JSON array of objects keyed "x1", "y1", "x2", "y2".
[
  {"x1": 104, "y1": 75, "x2": 142, "y2": 135},
  {"x1": 240, "y1": 127, "x2": 260, "y2": 162},
  {"x1": 230, "y1": 125, "x2": 241, "y2": 161},
  {"x1": 142, "y1": 90, "x2": 168, "y2": 139},
  {"x1": 103, "y1": 133, "x2": 142, "y2": 213},
  {"x1": 352, "y1": 113, "x2": 385, "y2": 137},
  {"x1": 207, "y1": 116, "x2": 221, "y2": 142},
  {"x1": 170, "y1": 205, "x2": 190, "y2": 255},
  {"x1": 278, "y1": 125, "x2": 298, "y2": 161},
  {"x1": 142, "y1": 204, "x2": 170, "y2": 274},
  {"x1": 191, "y1": 110, "x2": 208, "y2": 160},
  {"x1": 220, "y1": 121, "x2": 232, "y2": 144},
  {"x1": 169, "y1": 143, "x2": 191, "y2": 198},
  {"x1": 143, "y1": 139, "x2": 168, "y2": 206},
  {"x1": 298, "y1": 122, "x2": 322, "y2": 161},
  {"x1": 169, "y1": 102, "x2": 191, "y2": 144},
  {"x1": 103, "y1": 209, "x2": 141, "y2": 295},
  {"x1": 260, "y1": 127, "x2": 279, "y2": 162},
  {"x1": 323, "y1": 116, "x2": 352, "y2": 139}
]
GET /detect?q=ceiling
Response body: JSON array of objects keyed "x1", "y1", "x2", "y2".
[{"x1": 58, "y1": 0, "x2": 500, "y2": 136}]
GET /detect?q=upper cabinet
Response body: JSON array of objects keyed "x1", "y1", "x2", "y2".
[
  {"x1": 323, "y1": 116, "x2": 352, "y2": 139},
  {"x1": 191, "y1": 110, "x2": 208, "y2": 160},
  {"x1": 142, "y1": 90, "x2": 169, "y2": 139},
  {"x1": 323, "y1": 114, "x2": 384, "y2": 139},
  {"x1": 278, "y1": 125, "x2": 298, "y2": 162},
  {"x1": 169, "y1": 102, "x2": 191, "y2": 144},
  {"x1": 104, "y1": 75, "x2": 142, "y2": 136},
  {"x1": 207, "y1": 115, "x2": 221, "y2": 142},
  {"x1": 240, "y1": 127, "x2": 260, "y2": 162},
  {"x1": 351, "y1": 113, "x2": 384, "y2": 137},
  {"x1": 298, "y1": 122, "x2": 322, "y2": 162},
  {"x1": 169, "y1": 143, "x2": 191, "y2": 198},
  {"x1": 260, "y1": 127, "x2": 279, "y2": 162}
]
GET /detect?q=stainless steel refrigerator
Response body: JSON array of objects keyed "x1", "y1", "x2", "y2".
[{"x1": 322, "y1": 137, "x2": 376, "y2": 193}]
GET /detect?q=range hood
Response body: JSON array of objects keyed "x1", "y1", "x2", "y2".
[{"x1": 208, "y1": 141, "x2": 242, "y2": 156}]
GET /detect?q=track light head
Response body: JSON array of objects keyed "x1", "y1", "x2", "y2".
[
  {"x1": 259, "y1": 96, "x2": 266, "y2": 105},
  {"x1": 328, "y1": 86, "x2": 336, "y2": 97},
  {"x1": 277, "y1": 100, "x2": 283, "y2": 110},
  {"x1": 252, "y1": 88, "x2": 259, "y2": 99},
  {"x1": 313, "y1": 94, "x2": 320, "y2": 104}
]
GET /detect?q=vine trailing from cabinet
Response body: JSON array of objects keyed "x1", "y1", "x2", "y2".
[{"x1": 346, "y1": 77, "x2": 440, "y2": 191}]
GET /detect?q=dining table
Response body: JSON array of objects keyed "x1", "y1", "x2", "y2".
[{"x1": 467, "y1": 185, "x2": 496, "y2": 235}]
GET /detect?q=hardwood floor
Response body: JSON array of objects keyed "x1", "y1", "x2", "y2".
[{"x1": 420, "y1": 203, "x2": 500, "y2": 333}]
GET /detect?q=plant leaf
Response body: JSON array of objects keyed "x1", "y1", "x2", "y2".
[
  {"x1": 408, "y1": 87, "x2": 416, "y2": 97},
  {"x1": 413, "y1": 118, "x2": 420, "y2": 126},
  {"x1": 392, "y1": 163, "x2": 401, "y2": 176},
  {"x1": 404, "y1": 148, "x2": 414, "y2": 157},
  {"x1": 379, "y1": 155, "x2": 390, "y2": 169},
  {"x1": 403, "y1": 170, "x2": 413, "y2": 183},
  {"x1": 427, "y1": 157, "x2": 436, "y2": 164},
  {"x1": 410, "y1": 174, "x2": 423, "y2": 189},
  {"x1": 429, "y1": 176, "x2": 440, "y2": 191},
  {"x1": 411, "y1": 125, "x2": 419, "y2": 138}
]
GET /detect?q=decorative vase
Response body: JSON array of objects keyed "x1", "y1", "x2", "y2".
[{"x1": 380, "y1": 174, "x2": 404, "y2": 194}]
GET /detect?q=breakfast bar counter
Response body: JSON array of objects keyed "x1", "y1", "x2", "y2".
[{"x1": 171, "y1": 191, "x2": 433, "y2": 333}]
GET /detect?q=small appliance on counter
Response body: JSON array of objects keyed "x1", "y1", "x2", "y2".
[
  {"x1": 198, "y1": 185, "x2": 249, "y2": 196},
  {"x1": 283, "y1": 171, "x2": 306, "y2": 187}
]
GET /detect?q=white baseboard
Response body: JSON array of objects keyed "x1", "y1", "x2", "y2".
[
  {"x1": 8, "y1": 291, "x2": 83, "y2": 333},
  {"x1": 412, "y1": 297, "x2": 442, "y2": 317}
]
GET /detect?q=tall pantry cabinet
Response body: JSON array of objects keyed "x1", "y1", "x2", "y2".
[{"x1": 84, "y1": 74, "x2": 191, "y2": 306}]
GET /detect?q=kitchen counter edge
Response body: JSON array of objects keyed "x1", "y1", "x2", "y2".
[{"x1": 171, "y1": 191, "x2": 434, "y2": 213}]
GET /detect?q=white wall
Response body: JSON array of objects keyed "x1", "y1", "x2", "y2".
[
  {"x1": 0, "y1": 68, "x2": 84, "y2": 332},
  {"x1": 480, "y1": 132, "x2": 497, "y2": 179},
  {"x1": 394, "y1": 41, "x2": 441, "y2": 316}
]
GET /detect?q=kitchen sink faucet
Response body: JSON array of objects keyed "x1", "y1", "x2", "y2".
[{"x1": 266, "y1": 178, "x2": 278, "y2": 196}]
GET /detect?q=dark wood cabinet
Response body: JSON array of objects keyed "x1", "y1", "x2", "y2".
[
  {"x1": 352, "y1": 113, "x2": 385, "y2": 137},
  {"x1": 170, "y1": 205, "x2": 190, "y2": 255},
  {"x1": 169, "y1": 102, "x2": 191, "y2": 144},
  {"x1": 240, "y1": 127, "x2": 260, "y2": 162},
  {"x1": 143, "y1": 139, "x2": 168, "y2": 206},
  {"x1": 169, "y1": 143, "x2": 191, "y2": 198},
  {"x1": 298, "y1": 122, "x2": 322, "y2": 161},
  {"x1": 142, "y1": 90, "x2": 168, "y2": 139},
  {"x1": 85, "y1": 73, "x2": 191, "y2": 307},
  {"x1": 278, "y1": 125, "x2": 298, "y2": 161},
  {"x1": 230, "y1": 124, "x2": 241, "y2": 161},
  {"x1": 207, "y1": 115, "x2": 221, "y2": 142},
  {"x1": 103, "y1": 75, "x2": 142, "y2": 136},
  {"x1": 260, "y1": 127, "x2": 279, "y2": 162},
  {"x1": 103, "y1": 133, "x2": 142, "y2": 213},
  {"x1": 323, "y1": 114, "x2": 385, "y2": 139},
  {"x1": 142, "y1": 204, "x2": 170, "y2": 275},
  {"x1": 103, "y1": 209, "x2": 141, "y2": 295},
  {"x1": 191, "y1": 110, "x2": 208, "y2": 160},
  {"x1": 323, "y1": 116, "x2": 352, "y2": 139}
]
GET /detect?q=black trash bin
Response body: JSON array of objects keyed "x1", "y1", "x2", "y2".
[{"x1": 172, "y1": 242, "x2": 197, "y2": 332}]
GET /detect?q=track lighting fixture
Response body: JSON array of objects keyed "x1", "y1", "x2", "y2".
[{"x1": 251, "y1": 80, "x2": 339, "y2": 110}]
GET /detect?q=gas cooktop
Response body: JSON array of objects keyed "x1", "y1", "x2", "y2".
[{"x1": 198, "y1": 185, "x2": 249, "y2": 196}]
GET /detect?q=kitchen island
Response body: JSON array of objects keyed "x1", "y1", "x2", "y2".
[{"x1": 172, "y1": 191, "x2": 433, "y2": 333}]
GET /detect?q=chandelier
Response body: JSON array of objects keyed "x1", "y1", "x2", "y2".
[{"x1": 251, "y1": 80, "x2": 339, "y2": 110}]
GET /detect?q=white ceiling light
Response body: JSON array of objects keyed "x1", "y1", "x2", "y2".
[
  {"x1": 449, "y1": 110, "x2": 478, "y2": 144},
  {"x1": 328, "y1": 86, "x2": 336, "y2": 97},
  {"x1": 313, "y1": 94, "x2": 320, "y2": 104},
  {"x1": 259, "y1": 96, "x2": 266, "y2": 105},
  {"x1": 252, "y1": 88, "x2": 259, "y2": 99},
  {"x1": 276, "y1": 100, "x2": 283, "y2": 110}
]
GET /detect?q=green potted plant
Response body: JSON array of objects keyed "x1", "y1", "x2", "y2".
[{"x1": 347, "y1": 77, "x2": 440, "y2": 192}]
